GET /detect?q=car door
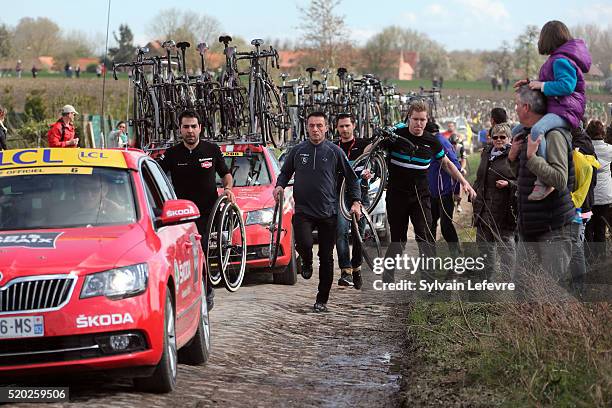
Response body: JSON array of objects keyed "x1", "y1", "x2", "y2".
[{"x1": 141, "y1": 160, "x2": 201, "y2": 336}]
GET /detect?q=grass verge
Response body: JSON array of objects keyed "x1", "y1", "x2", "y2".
[{"x1": 403, "y1": 300, "x2": 610, "y2": 407}]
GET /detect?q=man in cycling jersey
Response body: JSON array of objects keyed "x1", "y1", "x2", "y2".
[{"x1": 382, "y1": 101, "x2": 476, "y2": 283}]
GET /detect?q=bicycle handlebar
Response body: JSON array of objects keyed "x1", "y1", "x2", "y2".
[{"x1": 112, "y1": 61, "x2": 154, "y2": 80}]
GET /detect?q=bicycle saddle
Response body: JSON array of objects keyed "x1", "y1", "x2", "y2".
[
  {"x1": 337, "y1": 67, "x2": 347, "y2": 76},
  {"x1": 312, "y1": 80, "x2": 321, "y2": 87},
  {"x1": 251, "y1": 38, "x2": 264, "y2": 47},
  {"x1": 137, "y1": 47, "x2": 149, "y2": 55},
  {"x1": 162, "y1": 40, "x2": 176, "y2": 49},
  {"x1": 306, "y1": 67, "x2": 317, "y2": 74},
  {"x1": 197, "y1": 42, "x2": 209, "y2": 54},
  {"x1": 280, "y1": 73, "x2": 289, "y2": 79},
  {"x1": 219, "y1": 35, "x2": 233, "y2": 44},
  {"x1": 176, "y1": 41, "x2": 191, "y2": 50}
]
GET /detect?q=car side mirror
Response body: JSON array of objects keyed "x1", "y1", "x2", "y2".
[{"x1": 155, "y1": 199, "x2": 200, "y2": 228}]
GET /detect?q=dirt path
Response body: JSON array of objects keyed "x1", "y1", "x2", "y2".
[{"x1": 8, "y1": 257, "x2": 411, "y2": 407}]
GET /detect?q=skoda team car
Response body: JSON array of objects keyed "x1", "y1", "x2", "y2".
[
  {"x1": 217, "y1": 144, "x2": 297, "y2": 284},
  {"x1": 0, "y1": 148, "x2": 211, "y2": 393}
]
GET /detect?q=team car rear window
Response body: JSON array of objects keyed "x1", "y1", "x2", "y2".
[{"x1": 0, "y1": 167, "x2": 136, "y2": 230}]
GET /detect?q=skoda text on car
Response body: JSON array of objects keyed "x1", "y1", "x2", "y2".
[
  {"x1": 0, "y1": 148, "x2": 211, "y2": 393},
  {"x1": 217, "y1": 144, "x2": 297, "y2": 284}
]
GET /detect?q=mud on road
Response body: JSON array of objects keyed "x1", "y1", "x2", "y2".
[{"x1": 8, "y1": 256, "x2": 412, "y2": 408}]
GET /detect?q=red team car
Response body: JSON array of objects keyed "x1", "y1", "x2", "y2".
[
  {"x1": 0, "y1": 148, "x2": 210, "y2": 392},
  {"x1": 217, "y1": 143, "x2": 297, "y2": 284}
]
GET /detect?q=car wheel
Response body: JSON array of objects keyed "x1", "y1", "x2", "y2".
[
  {"x1": 134, "y1": 290, "x2": 177, "y2": 393},
  {"x1": 178, "y1": 280, "x2": 211, "y2": 365},
  {"x1": 272, "y1": 234, "x2": 297, "y2": 285}
]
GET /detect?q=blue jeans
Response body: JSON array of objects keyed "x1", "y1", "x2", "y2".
[
  {"x1": 336, "y1": 211, "x2": 365, "y2": 269},
  {"x1": 512, "y1": 113, "x2": 568, "y2": 160},
  {"x1": 569, "y1": 221, "x2": 586, "y2": 294}
]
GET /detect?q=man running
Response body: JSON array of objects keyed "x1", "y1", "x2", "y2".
[{"x1": 274, "y1": 112, "x2": 361, "y2": 313}]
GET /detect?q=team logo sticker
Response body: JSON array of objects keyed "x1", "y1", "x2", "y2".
[
  {"x1": 0, "y1": 232, "x2": 63, "y2": 249},
  {"x1": 201, "y1": 161, "x2": 213, "y2": 168}
]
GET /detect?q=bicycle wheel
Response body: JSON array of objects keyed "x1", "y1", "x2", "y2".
[
  {"x1": 205, "y1": 195, "x2": 228, "y2": 286},
  {"x1": 264, "y1": 82, "x2": 287, "y2": 148},
  {"x1": 218, "y1": 202, "x2": 247, "y2": 292},
  {"x1": 268, "y1": 190, "x2": 284, "y2": 268},
  {"x1": 133, "y1": 85, "x2": 153, "y2": 149},
  {"x1": 352, "y1": 209, "x2": 382, "y2": 271},
  {"x1": 339, "y1": 151, "x2": 387, "y2": 220}
]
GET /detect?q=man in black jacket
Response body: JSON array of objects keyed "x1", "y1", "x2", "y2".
[
  {"x1": 570, "y1": 125, "x2": 597, "y2": 295},
  {"x1": 334, "y1": 113, "x2": 371, "y2": 289},
  {"x1": 274, "y1": 112, "x2": 361, "y2": 313}
]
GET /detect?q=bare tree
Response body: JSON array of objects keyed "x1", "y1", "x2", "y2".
[
  {"x1": 13, "y1": 17, "x2": 62, "y2": 59},
  {"x1": 147, "y1": 8, "x2": 221, "y2": 48},
  {"x1": 572, "y1": 24, "x2": 612, "y2": 77},
  {"x1": 362, "y1": 25, "x2": 449, "y2": 79},
  {"x1": 298, "y1": 0, "x2": 348, "y2": 68},
  {"x1": 147, "y1": 9, "x2": 223, "y2": 73},
  {"x1": 514, "y1": 25, "x2": 542, "y2": 79}
]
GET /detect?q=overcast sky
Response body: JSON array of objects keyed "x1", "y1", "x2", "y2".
[{"x1": 2, "y1": 0, "x2": 611, "y2": 52}]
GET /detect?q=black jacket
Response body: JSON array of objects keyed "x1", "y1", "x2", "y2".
[
  {"x1": 516, "y1": 128, "x2": 575, "y2": 236},
  {"x1": 472, "y1": 144, "x2": 517, "y2": 232},
  {"x1": 277, "y1": 139, "x2": 360, "y2": 218}
]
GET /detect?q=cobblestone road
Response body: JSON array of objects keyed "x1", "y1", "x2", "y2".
[{"x1": 8, "y1": 254, "x2": 410, "y2": 408}]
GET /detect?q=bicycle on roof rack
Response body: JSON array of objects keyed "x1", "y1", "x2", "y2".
[
  {"x1": 213, "y1": 35, "x2": 248, "y2": 143},
  {"x1": 237, "y1": 39, "x2": 287, "y2": 147}
]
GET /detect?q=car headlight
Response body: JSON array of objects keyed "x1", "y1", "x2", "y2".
[
  {"x1": 81, "y1": 263, "x2": 148, "y2": 299},
  {"x1": 245, "y1": 208, "x2": 275, "y2": 225}
]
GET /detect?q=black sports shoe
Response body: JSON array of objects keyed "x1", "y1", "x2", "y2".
[
  {"x1": 353, "y1": 269, "x2": 363, "y2": 290},
  {"x1": 301, "y1": 262, "x2": 313, "y2": 280},
  {"x1": 313, "y1": 302, "x2": 328, "y2": 313},
  {"x1": 338, "y1": 270, "x2": 354, "y2": 286}
]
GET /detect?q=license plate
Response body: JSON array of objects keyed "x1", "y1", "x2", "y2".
[{"x1": 0, "y1": 316, "x2": 44, "y2": 339}]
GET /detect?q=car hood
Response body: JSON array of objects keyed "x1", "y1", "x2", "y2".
[
  {"x1": 221, "y1": 185, "x2": 276, "y2": 212},
  {"x1": 0, "y1": 224, "x2": 145, "y2": 278}
]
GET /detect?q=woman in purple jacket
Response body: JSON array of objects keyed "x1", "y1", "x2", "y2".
[{"x1": 514, "y1": 20, "x2": 592, "y2": 201}]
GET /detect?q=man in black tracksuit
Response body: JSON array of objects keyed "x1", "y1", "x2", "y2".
[{"x1": 275, "y1": 112, "x2": 361, "y2": 313}]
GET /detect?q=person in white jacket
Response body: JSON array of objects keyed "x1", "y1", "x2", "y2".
[{"x1": 585, "y1": 119, "x2": 612, "y2": 259}]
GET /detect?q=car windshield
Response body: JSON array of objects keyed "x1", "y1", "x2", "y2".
[
  {"x1": 216, "y1": 153, "x2": 271, "y2": 187},
  {"x1": 0, "y1": 167, "x2": 137, "y2": 230}
]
